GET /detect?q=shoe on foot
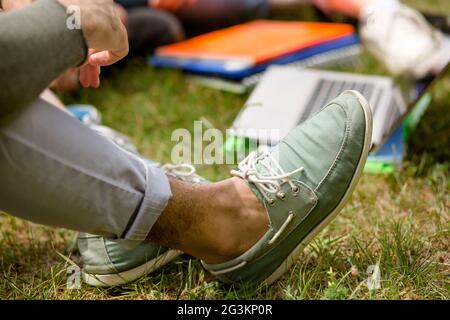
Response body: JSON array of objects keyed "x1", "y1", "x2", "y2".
[
  {"x1": 360, "y1": 3, "x2": 450, "y2": 79},
  {"x1": 77, "y1": 234, "x2": 180, "y2": 287},
  {"x1": 202, "y1": 90, "x2": 373, "y2": 285},
  {"x1": 78, "y1": 163, "x2": 207, "y2": 287}
]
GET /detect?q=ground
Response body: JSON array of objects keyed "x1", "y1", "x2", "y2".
[{"x1": 0, "y1": 0, "x2": 448, "y2": 300}]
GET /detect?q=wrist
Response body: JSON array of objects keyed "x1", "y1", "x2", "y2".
[{"x1": 56, "y1": 0, "x2": 96, "y2": 44}]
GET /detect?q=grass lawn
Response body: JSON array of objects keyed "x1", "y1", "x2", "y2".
[{"x1": 0, "y1": 0, "x2": 448, "y2": 300}]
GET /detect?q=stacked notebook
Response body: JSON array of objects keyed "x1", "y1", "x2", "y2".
[
  {"x1": 150, "y1": 20, "x2": 360, "y2": 80},
  {"x1": 187, "y1": 44, "x2": 362, "y2": 94}
]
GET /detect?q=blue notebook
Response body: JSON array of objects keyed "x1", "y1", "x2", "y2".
[{"x1": 150, "y1": 34, "x2": 359, "y2": 79}]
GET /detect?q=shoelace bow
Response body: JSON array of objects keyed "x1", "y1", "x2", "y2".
[
  {"x1": 162, "y1": 163, "x2": 197, "y2": 177},
  {"x1": 231, "y1": 147, "x2": 304, "y2": 204}
]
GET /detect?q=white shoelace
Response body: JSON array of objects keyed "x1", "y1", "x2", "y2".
[
  {"x1": 162, "y1": 163, "x2": 207, "y2": 184},
  {"x1": 231, "y1": 147, "x2": 304, "y2": 203},
  {"x1": 161, "y1": 163, "x2": 196, "y2": 177}
]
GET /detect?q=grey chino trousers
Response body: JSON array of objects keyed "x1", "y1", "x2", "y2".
[{"x1": 0, "y1": 99, "x2": 172, "y2": 245}]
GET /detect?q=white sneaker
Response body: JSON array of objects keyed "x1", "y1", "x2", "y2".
[{"x1": 360, "y1": 4, "x2": 449, "y2": 79}]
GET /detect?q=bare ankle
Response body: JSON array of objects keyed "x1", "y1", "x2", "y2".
[
  {"x1": 148, "y1": 177, "x2": 269, "y2": 264},
  {"x1": 203, "y1": 178, "x2": 270, "y2": 263}
]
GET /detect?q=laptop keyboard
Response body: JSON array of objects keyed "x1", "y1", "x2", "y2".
[{"x1": 300, "y1": 78, "x2": 378, "y2": 123}]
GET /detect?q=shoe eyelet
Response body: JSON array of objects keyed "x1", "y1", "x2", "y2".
[
  {"x1": 268, "y1": 198, "x2": 276, "y2": 206},
  {"x1": 292, "y1": 186, "x2": 300, "y2": 197},
  {"x1": 277, "y1": 192, "x2": 286, "y2": 200}
]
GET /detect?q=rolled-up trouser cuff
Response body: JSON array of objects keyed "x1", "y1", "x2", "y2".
[{"x1": 120, "y1": 162, "x2": 172, "y2": 243}]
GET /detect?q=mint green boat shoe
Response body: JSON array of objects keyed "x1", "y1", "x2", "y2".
[
  {"x1": 77, "y1": 234, "x2": 180, "y2": 287},
  {"x1": 202, "y1": 90, "x2": 373, "y2": 285},
  {"x1": 78, "y1": 163, "x2": 207, "y2": 287}
]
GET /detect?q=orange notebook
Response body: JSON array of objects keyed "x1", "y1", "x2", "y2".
[{"x1": 155, "y1": 20, "x2": 355, "y2": 64}]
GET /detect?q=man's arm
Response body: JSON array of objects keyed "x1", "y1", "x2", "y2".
[{"x1": 0, "y1": 0, "x2": 87, "y2": 119}]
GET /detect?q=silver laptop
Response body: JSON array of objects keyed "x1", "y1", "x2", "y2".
[{"x1": 230, "y1": 66, "x2": 407, "y2": 148}]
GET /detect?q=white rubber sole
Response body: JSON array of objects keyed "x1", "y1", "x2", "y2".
[
  {"x1": 264, "y1": 90, "x2": 373, "y2": 285},
  {"x1": 82, "y1": 249, "x2": 182, "y2": 287}
]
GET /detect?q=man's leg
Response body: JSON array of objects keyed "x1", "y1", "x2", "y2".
[
  {"x1": 0, "y1": 97, "x2": 270, "y2": 272},
  {"x1": 147, "y1": 90, "x2": 373, "y2": 284},
  {"x1": 1, "y1": 91, "x2": 373, "y2": 285},
  {"x1": 77, "y1": 166, "x2": 210, "y2": 287},
  {"x1": 149, "y1": 177, "x2": 269, "y2": 264},
  {"x1": 0, "y1": 98, "x2": 172, "y2": 245}
]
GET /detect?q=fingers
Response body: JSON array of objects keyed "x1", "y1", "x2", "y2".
[
  {"x1": 89, "y1": 22, "x2": 129, "y2": 67},
  {"x1": 78, "y1": 24, "x2": 128, "y2": 89},
  {"x1": 88, "y1": 49, "x2": 127, "y2": 67},
  {"x1": 79, "y1": 49, "x2": 100, "y2": 88},
  {"x1": 54, "y1": 0, "x2": 130, "y2": 89},
  {"x1": 58, "y1": 0, "x2": 129, "y2": 66},
  {"x1": 79, "y1": 63, "x2": 101, "y2": 88}
]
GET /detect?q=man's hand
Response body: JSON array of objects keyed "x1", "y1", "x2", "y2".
[
  {"x1": 150, "y1": 0, "x2": 197, "y2": 12},
  {"x1": 58, "y1": 0, "x2": 129, "y2": 88},
  {"x1": 3, "y1": 0, "x2": 128, "y2": 88}
]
